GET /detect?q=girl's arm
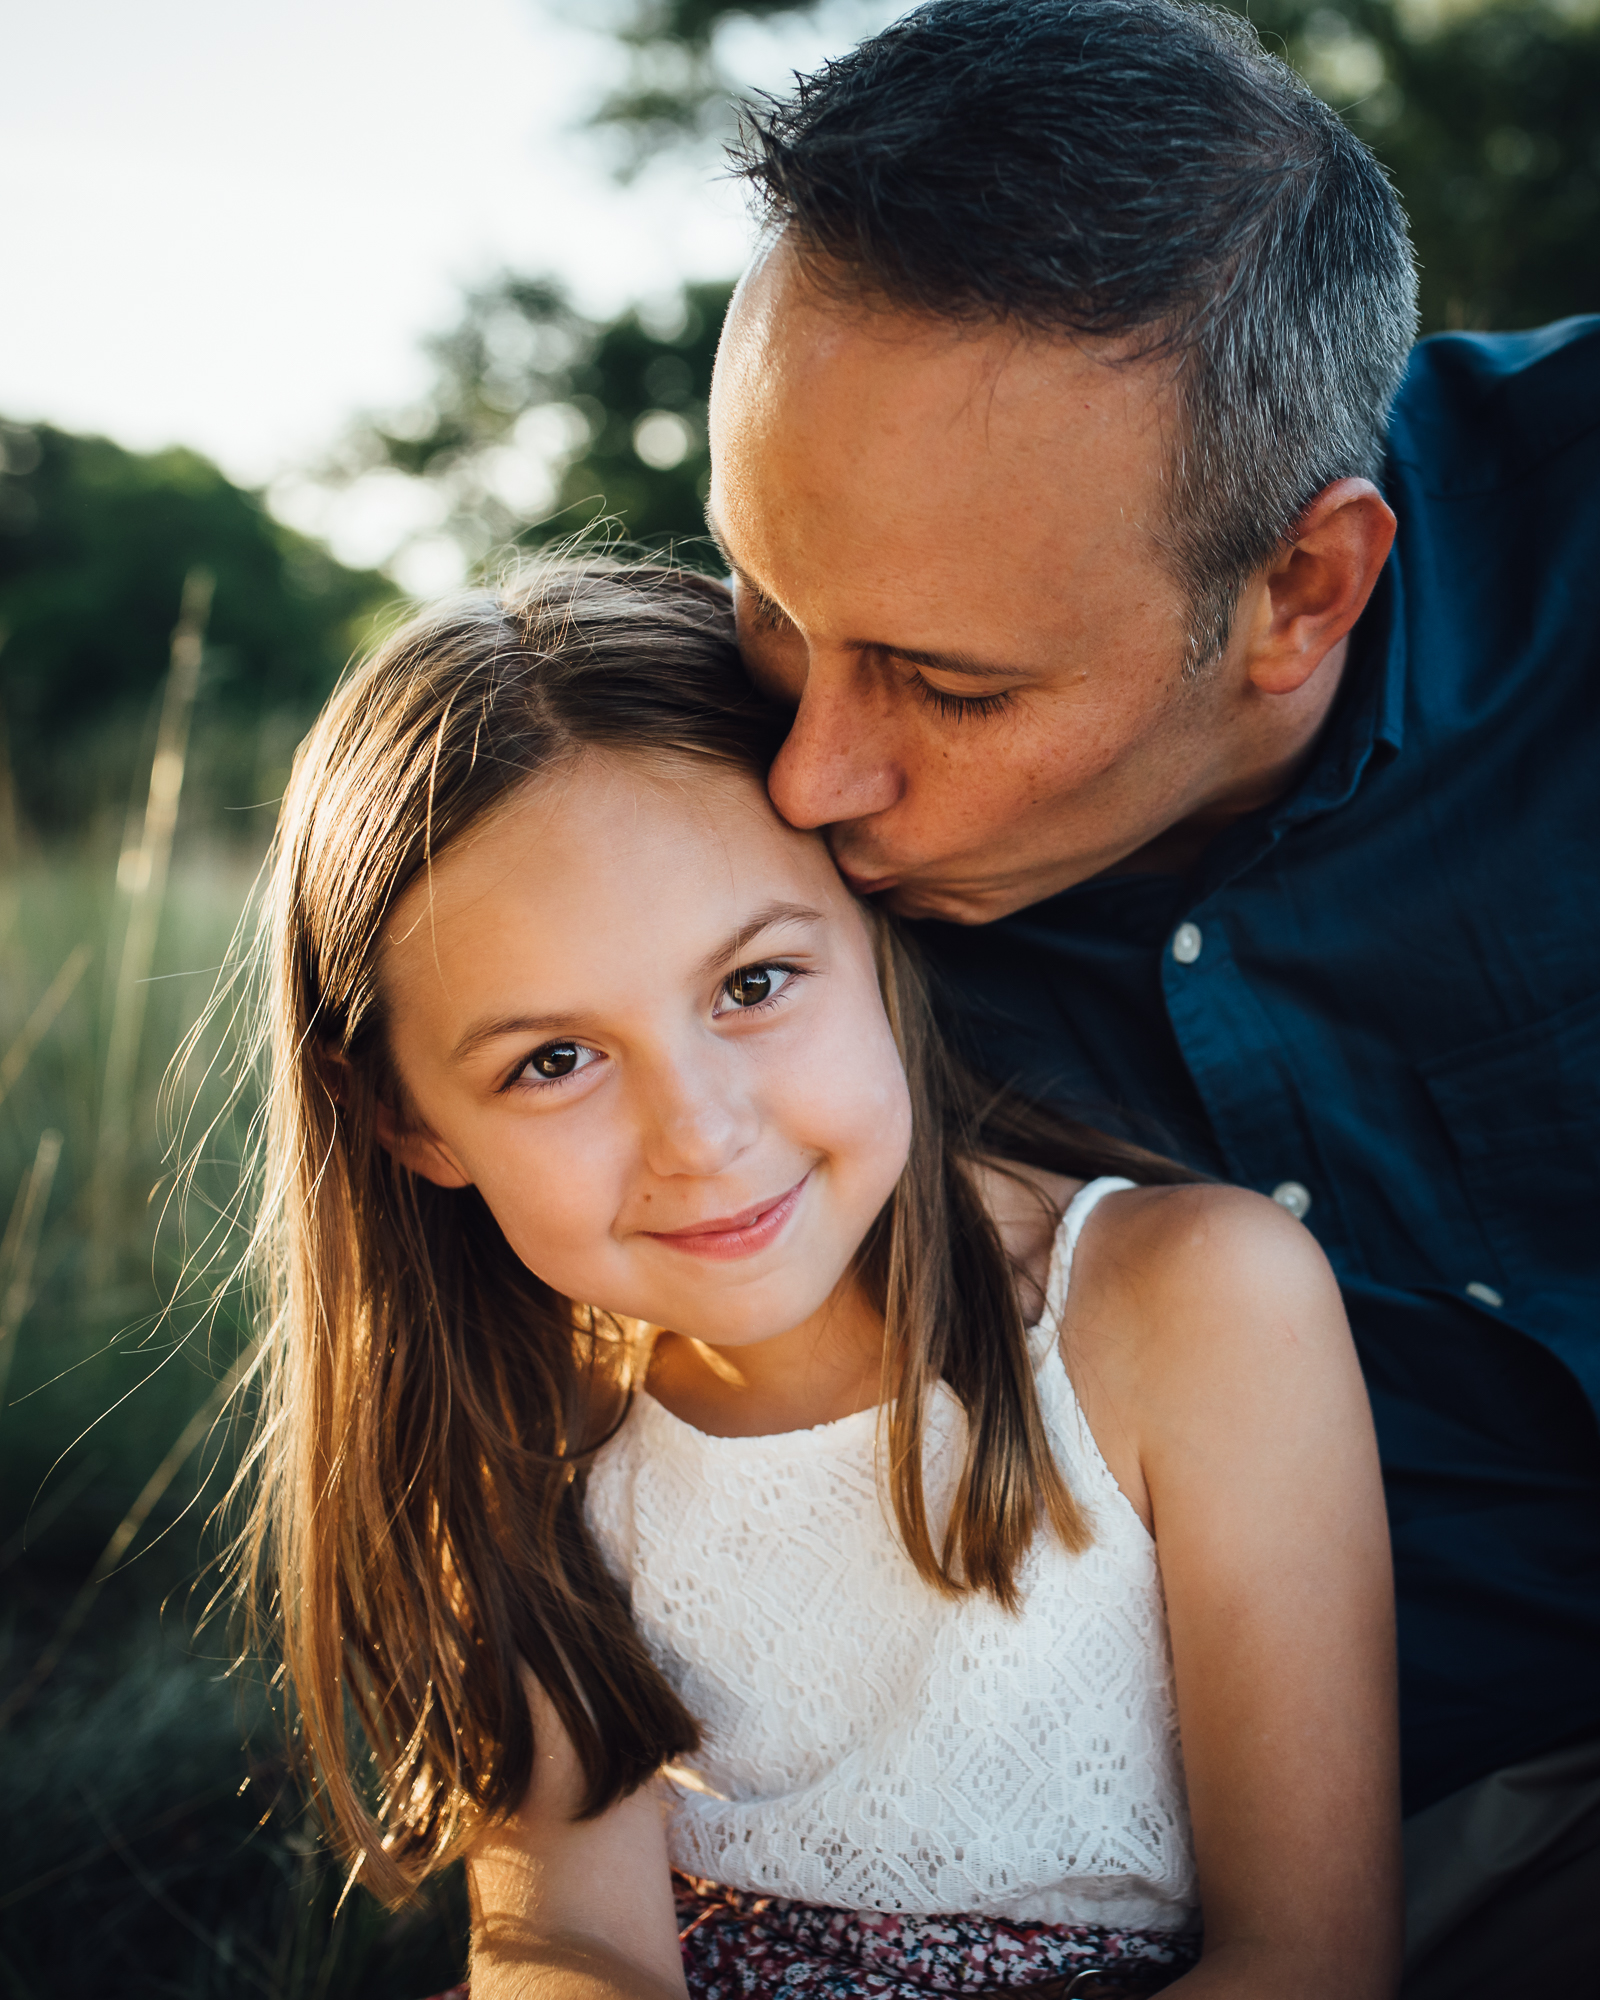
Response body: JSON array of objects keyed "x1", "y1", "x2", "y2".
[
  {"x1": 467, "y1": 1671, "x2": 689, "y2": 2000},
  {"x1": 1068, "y1": 1185, "x2": 1401, "y2": 2000}
]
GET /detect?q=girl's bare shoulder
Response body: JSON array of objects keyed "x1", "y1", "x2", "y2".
[
  {"x1": 970, "y1": 1160, "x2": 1349, "y2": 1384},
  {"x1": 1093, "y1": 1172, "x2": 1326, "y2": 1256},
  {"x1": 1067, "y1": 1179, "x2": 1355, "y2": 1450},
  {"x1": 1081, "y1": 1179, "x2": 1341, "y2": 1326}
]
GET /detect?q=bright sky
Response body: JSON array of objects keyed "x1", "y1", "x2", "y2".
[{"x1": 3, "y1": 0, "x2": 895, "y2": 532}]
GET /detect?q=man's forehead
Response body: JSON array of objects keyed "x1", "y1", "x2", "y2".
[
  {"x1": 712, "y1": 267, "x2": 1169, "y2": 613},
  {"x1": 719, "y1": 235, "x2": 1166, "y2": 433}
]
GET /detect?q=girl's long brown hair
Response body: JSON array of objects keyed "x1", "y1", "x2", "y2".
[{"x1": 232, "y1": 558, "x2": 1199, "y2": 1904}]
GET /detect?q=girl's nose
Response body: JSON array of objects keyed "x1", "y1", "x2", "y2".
[{"x1": 639, "y1": 1053, "x2": 760, "y2": 1180}]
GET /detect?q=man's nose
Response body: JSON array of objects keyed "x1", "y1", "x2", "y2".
[{"x1": 766, "y1": 655, "x2": 901, "y2": 832}]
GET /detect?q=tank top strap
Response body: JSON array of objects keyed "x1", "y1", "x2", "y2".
[{"x1": 1041, "y1": 1175, "x2": 1137, "y2": 1339}]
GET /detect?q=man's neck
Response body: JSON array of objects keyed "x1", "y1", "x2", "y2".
[{"x1": 1107, "y1": 634, "x2": 1352, "y2": 880}]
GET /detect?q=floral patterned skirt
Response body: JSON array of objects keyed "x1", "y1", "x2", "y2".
[
  {"x1": 423, "y1": 1876, "x2": 1200, "y2": 2000},
  {"x1": 673, "y1": 1879, "x2": 1199, "y2": 2000}
]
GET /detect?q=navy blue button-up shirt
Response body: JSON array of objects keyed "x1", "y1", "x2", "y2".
[{"x1": 914, "y1": 317, "x2": 1600, "y2": 1817}]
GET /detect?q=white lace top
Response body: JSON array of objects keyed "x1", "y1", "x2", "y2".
[{"x1": 584, "y1": 1177, "x2": 1198, "y2": 1932}]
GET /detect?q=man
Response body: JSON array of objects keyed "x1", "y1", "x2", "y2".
[{"x1": 702, "y1": 1, "x2": 1600, "y2": 1992}]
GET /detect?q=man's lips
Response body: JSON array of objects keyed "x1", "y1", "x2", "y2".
[
  {"x1": 642, "y1": 1175, "x2": 809, "y2": 1261},
  {"x1": 821, "y1": 830, "x2": 899, "y2": 898},
  {"x1": 834, "y1": 861, "x2": 899, "y2": 896}
]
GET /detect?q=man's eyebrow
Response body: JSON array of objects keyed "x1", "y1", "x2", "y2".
[
  {"x1": 702, "y1": 506, "x2": 747, "y2": 590},
  {"x1": 703, "y1": 502, "x2": 741, "y2": 573},
  {"x1": 703, "y1": 507, "x2": 789, "y2": 620},
  {"x1": 875, "y1": 641, "x2": 1024, "y2": 681},
  {"x1": 705, "y1": 504, "x2": 1024, "y2": 681},
  {"x1": 449, "y1": 903, "x2": 826, "y2": 1064}
]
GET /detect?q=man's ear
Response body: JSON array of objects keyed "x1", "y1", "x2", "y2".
[
  {"x1": 321, "y1": 1044, "x2": 472, "y2": 1189},
  {"x1": 1245, "y1": 478, "x2": 1396, "y2": 697}
]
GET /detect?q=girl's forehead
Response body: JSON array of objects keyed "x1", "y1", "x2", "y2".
[
  {"x1": 488, "y1": 748, "x2": 816, "y2": 878},
  {"x1": 383, "y1": 747, "x2": 841, "y2": 956}
]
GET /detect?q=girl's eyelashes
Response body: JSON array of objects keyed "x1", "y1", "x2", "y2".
[
  {"x1": 713, "y1": 961, "x2": 806, "y2": 1017},
  {"x1": 907, "y1": 672, "x2": 1016, "y2": 723},
  {"x1": 505, "y1": 1040, "x2": 602, "y2": 1092}
]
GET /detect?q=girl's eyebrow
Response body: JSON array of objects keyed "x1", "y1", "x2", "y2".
[
  {"x1": 449, "y1": 902, "x2": 826, "y2": 1064},
  {"x1": 694, "y1": 900, "x2": 825, "y2": 981},
  {"x1": 451, "y1": 1007, "x2": 604, "y2": 1064}
]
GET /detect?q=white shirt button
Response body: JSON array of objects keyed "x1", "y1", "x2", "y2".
[
  {"x1": 1465, "y1": 1281, "x2": 1504, "y2": 1308},
  {"x1": 1171, "y1": 922, "x2": 1203, "y2": 964},
  {"x1": 1271, "y1": 1180, "x2": 1312, "y2": 1219}
]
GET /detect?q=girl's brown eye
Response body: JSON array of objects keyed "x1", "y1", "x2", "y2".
[
  {"x1": 724, "y1": 966, "x2": 774, "y2": 1008},
  {"x1": 530, "y1": 1042, "x2": 581, "y2": 1078}
]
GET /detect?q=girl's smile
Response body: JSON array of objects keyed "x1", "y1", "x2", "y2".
[{"x1": 641, "y1": 1171, "x2": 811, "y2": 1260}]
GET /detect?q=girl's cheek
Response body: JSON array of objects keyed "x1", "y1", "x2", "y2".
[
  {"x1": 480, "y1": 1129, "x2": 627, "y2": 1296},
  {"x1": 803, "y1": 995, "x2": 912, "y2": 1181},
  {"x1": 862, "y1": 1066, "x2": 915, "y2": 1190}
]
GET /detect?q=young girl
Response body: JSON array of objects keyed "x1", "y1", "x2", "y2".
[{"x1": 238, "y1": 560, "x2": 1399, "y2": 1999}]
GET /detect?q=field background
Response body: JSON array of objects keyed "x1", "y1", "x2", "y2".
[{"x1": 2, "y1": 1, "x2": 1597, "y2": 1992}]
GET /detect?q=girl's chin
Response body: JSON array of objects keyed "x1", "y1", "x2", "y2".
[{"x1": 647, "y1": 1287, "x2": 843, "y2": 1353}]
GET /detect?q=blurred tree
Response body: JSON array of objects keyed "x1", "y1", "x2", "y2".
[
  {"x1": 1243, "y1": 0, "x2": 1600, "y2": 333},
  {"x1": 0, "y1": 422, "x2": 392, "y2": 836},
  {"x1": 327, "y1": 273, "x2": 733, "y2": 578},
  {"x1": 583, "y1": 0, "x2": 818, "y2": 166}
]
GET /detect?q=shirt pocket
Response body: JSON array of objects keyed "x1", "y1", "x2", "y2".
[{"x1": 1418, "y1": 989, "x2": 1600, "y2": 1301}]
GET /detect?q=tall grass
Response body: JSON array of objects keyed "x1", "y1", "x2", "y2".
[{"x1": 0, "y1": 744, "x2": 467, "y2": 1990}]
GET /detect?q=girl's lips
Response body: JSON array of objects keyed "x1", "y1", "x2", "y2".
[{"x1": 644, "y1": 1174, "x2": 809, "y2": 1261}]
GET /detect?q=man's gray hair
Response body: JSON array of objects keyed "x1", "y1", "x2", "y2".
[{"x1": 736, "y1": 0, "x2": 1420, "y2": 669}]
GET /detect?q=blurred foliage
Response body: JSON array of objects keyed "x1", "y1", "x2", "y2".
[
  {"x1": 577, "y1": 1, "x2": 849, "y2": 166},
  {"x1": 0, "y1": 856, "x2": 253, "y2": 1544},
  {"x1": 615, "y1": 0, "x2": 807, "y2": 39},
  {"x1": 0, "y1": 421, "x2": 393, "y2": 837},
  {"x1": 0, "y1": 849, "x2": 469, "y2": 1994},
  {"x1": 328, "y1": 275, "x2": 733, "y2": 580},
  {"x1": 1245, "y1": 0, "x2": 1600, "y2": 332},
  {"x1": 0, "y1": 1625, "x2": 468, "y2": 1994}
]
